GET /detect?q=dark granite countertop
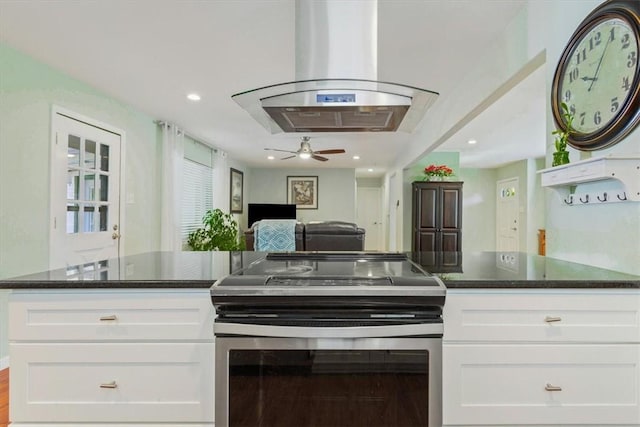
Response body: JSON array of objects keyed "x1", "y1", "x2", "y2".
[
  {"x1": 0, "y1": 251, "x2": 638, "y2": 289},
  {"x1": 0, "y1": 252, "x2": 266, "y2": 289},
  {"x1": 412, "y1": 252, "x2": 640, "y2": 289}
]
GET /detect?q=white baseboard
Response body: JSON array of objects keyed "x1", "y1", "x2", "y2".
[{"x1": 0, "y1": 355, "x2": 9, "y2": 370}]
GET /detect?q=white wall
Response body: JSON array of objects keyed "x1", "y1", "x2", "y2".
[{"x1": 248, "y1": 168, "x2": 356, "y2": 228}]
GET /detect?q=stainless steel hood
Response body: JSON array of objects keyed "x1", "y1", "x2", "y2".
[{"x1": 232, "y1": 0, "x2": 439, "y2": 133}]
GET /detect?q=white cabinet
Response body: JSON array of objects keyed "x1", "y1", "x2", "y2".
[
  {"x1": 443, "y1": 290, "x2": 640, "y2": 427},
  {"x1": 9, "y1": 289, "x2": 216, "y2": 426}
]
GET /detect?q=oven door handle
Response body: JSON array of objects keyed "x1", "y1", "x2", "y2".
[{"x1": 214, "y1": 322, "x2": 443, "y2": 338}]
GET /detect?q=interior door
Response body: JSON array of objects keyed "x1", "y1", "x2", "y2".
[
  {"x1": 356, "y1": 187, "x2": 383, "y2": 251},
  {"x1": 496, "y1": 177, "x2": 519, "y2": 252},
  {"x1": 50, "y1": 111, "x2": 122, "y2": 269}
]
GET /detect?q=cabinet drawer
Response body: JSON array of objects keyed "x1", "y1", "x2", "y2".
[
  {"x1": 9, "y1": 290, "x2": 215, "y2": 341},
  {"x1": 443, "y1": 344, "x2": 640, "y2": 425},
  {"x1": 444, "y1": 292, "x2": 640, "y2": 343},
  {"x1": 9, "y1": 342, "x2": 214, "y2": 423}
]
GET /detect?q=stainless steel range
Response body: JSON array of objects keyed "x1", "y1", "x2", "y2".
[{"x1": 211, "y1": 252, "x2": 445, "y2": 427}]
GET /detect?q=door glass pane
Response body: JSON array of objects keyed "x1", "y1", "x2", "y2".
[
  {"x1": 83, "y1": 205, "x2": 95, "y2": 232},
  {"x1": 84, "y1": 174, "x2": 95, "y2": 201},
  {"x1": 99, "y1": 205, "x2": 108, "y2": 231},
  {"x1": 66, "y1": 203, "x2": 79, "y2": 234},
  {"x1": 228, "y1": 350, "x2": 429, "y2": 427},
  {"x1": 67, "y1": 170, "x2": 80, "y2": 200},
  {"x1": 67, "y1": 135, "x2": 80, "y2": 168},
  {"x1": 85, "y1": 139, "x2": 96, "y2": 169},
  {"x1": 100, "y1": 144, "x2": 110, "y2": 171},
  {"x1": 99, "y1": 174, "x2": 109, "y2": 202}
]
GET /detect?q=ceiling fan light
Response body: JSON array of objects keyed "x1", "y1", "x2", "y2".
[{"x1": 299, "y1": 152, "x2": 312, "y2": 159}]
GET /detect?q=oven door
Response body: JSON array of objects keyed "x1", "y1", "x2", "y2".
[{"x1": 215, "y1": 324, "x2": 442, "y2": 427}]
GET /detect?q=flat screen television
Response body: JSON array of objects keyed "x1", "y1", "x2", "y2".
[{"x1": 248, "y1": 203, "x2": 296, "y2": 227}]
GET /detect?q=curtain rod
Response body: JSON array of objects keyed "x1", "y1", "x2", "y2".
[{"x1": 154, "y1": 120, "x2": 218, "y2": 153}]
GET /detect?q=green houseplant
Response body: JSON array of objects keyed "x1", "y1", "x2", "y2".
[
  {"x1": 551, "y1": 102, "x2": 575, "y2": 167},
  {"x1": 187, "y1": 208, "x2": 245, "y2": 251}
]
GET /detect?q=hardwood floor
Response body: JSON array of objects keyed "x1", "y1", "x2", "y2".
[{"x1": 0, "y1": 368, "x2": 8, "y2": 426}]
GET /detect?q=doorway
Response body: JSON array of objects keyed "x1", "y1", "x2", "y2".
[
  {"x1": 496, "y1": 177, "x2": 520, "y2": 252},
  {"x1": 356, "y1": 186, "x2": 383, "y2": 251},
  {"x1": 49, "y1": 108, "x2": 123, "y2": 269}
]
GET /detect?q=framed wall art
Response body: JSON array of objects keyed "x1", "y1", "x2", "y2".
[
  {"x1": 287, "y1": 176, "x2": 318, "y2": 209},
  {"x1": 230, "y1": 168, "x2": 243, "y2": 213}
]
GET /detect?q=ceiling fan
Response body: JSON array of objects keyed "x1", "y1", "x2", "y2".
[{"x1": 264, "y1": 137, "x2": 346, "y2": 161}]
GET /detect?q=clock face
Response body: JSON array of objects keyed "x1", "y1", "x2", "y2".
[{"x1": 558, "y1": 17, "x2": 639, "y2": 136}]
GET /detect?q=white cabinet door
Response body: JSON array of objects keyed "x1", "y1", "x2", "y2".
[
  {"x1": 10, "y1": 343, "x2": 214, "y2": 423},
  {"x1": 443, "y1": 344, "x2": 640, "y2": 425}
]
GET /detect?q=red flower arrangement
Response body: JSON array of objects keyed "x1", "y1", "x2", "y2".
[{"x1": 423, "y1": 164, "x2": 454, "y2": 180}]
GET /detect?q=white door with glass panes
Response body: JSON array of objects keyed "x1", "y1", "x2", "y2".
[{"x1": 50, "y1": 111, "x2": 122, "y2": 269}]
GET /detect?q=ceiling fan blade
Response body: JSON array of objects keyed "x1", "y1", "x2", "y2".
[
  {"x1": 314, "y1": 149, "x2": 345, "y2": 155},
  {"x1": 265, "y1": 148, "x2": 297, "y2": 154},
  {"x1": 312, "y1": 155, "x2": 329, "y2": 162},
  {"x1": 281, "y1": 155, "x2": 297, "y2": 160}
]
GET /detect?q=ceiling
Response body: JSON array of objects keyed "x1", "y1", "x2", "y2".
[{"x1": 0, "y1": 0, "x2": 543, "y2": 176}]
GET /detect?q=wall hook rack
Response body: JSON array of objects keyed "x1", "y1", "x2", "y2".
[{"x1": 539, "y1": 155, "x2": 640, "y2": 203}]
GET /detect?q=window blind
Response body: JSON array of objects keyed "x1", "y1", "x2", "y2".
[{"x1": 182, "y1": 158, "x2": 213, "y2": 240}]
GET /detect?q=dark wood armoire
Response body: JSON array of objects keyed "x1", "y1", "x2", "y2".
[{"x1": 412, "y1": 181, "x2": 463, "y2": 270}]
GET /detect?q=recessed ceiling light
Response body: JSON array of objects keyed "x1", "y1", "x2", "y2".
[
  {"x1": 187, "y1": 93, "x2": 201, "y2": 101},
  {"x1": 353, "y1": 155, "x2": 360, "y2": 160},
  {"x1": 468, "y1": 139, "x2": 477, "y2": 144},
  {"x1": 267, "y1": 155, "x2": 275, "y2": 160},
  {"x1": 368, "y1": 168, "x2": 373, "y2": 172}
]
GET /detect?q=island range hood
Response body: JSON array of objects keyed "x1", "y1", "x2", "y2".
[{"x1": 232, "y1": 0, "x2": 439, "y2": 133}]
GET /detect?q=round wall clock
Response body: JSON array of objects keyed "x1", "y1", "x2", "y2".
[{"x1": 551, "y1": 0, "x2": 640, "y2": 150}]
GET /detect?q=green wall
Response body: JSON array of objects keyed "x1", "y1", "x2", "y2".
[{"x1": 0, "y1": 43, "x2": 162, "y2": 280}]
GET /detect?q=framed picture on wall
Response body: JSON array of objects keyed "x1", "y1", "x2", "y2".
[
  {"x1": 230, "y1": 168, "x2": 243, "y2": 213},
  {"x1": 287, "y1": 176, "x2": 318, "y2": 209}
]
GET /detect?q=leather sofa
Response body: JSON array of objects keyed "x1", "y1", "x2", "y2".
[{"x1": 244, "y1": 221, "x2": 365, "y2": 251}]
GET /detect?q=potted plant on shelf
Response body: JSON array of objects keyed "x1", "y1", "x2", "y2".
[
  {"x1": 187, "y1": 208, "x2": 245, "y2": 251},
  {"x1": 551, "y1": 102, "x2": 575, "y2": 167},
  {"x1": 423, "y1": 164, "x2": 454, "y2": 181}
]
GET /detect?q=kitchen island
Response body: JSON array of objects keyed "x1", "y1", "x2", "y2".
[{"x1": 1, "y1": 251, "x2": 639, "y2": 426}]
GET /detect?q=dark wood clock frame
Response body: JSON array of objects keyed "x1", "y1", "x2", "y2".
[{"x1": 551, "y1": 0, "x2": 640, "y2": 150}]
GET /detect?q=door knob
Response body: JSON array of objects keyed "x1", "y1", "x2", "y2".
[{"x1": 112, "y1": 232, "x2": 121, "y2": 240}]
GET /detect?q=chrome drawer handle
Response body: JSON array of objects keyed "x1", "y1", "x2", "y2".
[
  {"x1": 544, "y1": 316, "x2": 562, "y2": 323},
  {"x1": 100, "y1": 381, "x2": 118, "y2": 389},
  {"x1": 99, "y1": 315, "x2": 117, "y2": 321},
  {"x1": 545, "y1": 383, "x2": 562, "y2": 392}
]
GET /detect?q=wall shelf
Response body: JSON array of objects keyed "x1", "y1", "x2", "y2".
[{"x1": 538, "y1": 155, "x2": 640, "y2": 203}]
